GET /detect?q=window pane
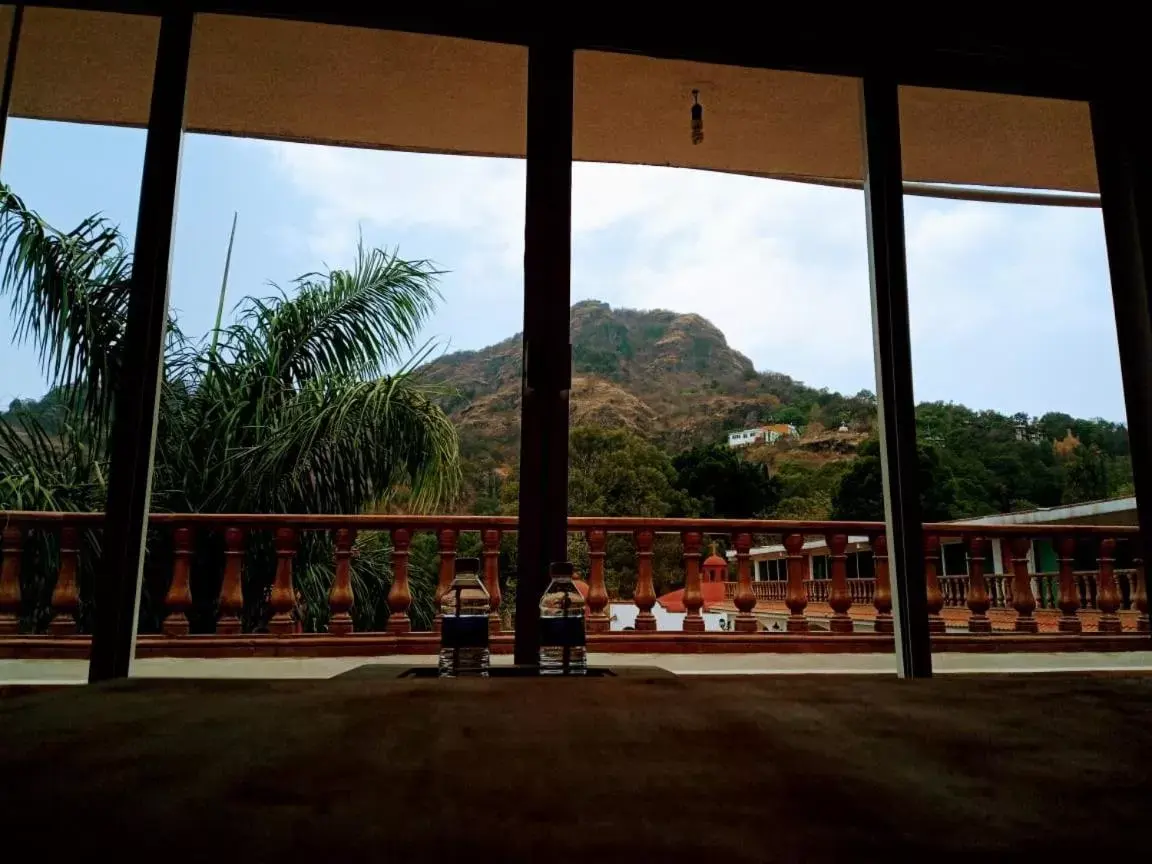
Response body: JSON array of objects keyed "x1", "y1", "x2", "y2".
[
  {"x1": 901, "y1": 85, "x2": 1137, "y2": 632},
  {"x1": 143, "y1": 14, "x2": 526, "y2": 668},
  {"x1": 571, "y1": 51, "x2": 884, "y2": 642},
  {"x1": 1, "y1": 9, "x2": 159, "y2": 675}
]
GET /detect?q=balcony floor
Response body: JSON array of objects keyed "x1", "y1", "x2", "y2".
[
  {"x1": 4, "y1": 649, "x2": 1152, "y2": 683},
  {"x1": 2, "y1": 672, "x2": 1149, "y2": 860}
]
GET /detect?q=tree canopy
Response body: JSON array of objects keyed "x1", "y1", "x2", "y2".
[
  {"x1": 672, "y1": 443, "x2": 781, "y2": 518},
  {"x1": 830, "y1": 439, "x2": 958, "y2": 522},
  {"x1": 569, "y1": 426, "x2": 694, "y2": 518},
  {"x1": 0, "y1": 184, "x2": 458, "y2": 632}
]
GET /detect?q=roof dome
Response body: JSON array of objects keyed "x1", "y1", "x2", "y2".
[{"x1": 702, "y1": 543, "x2": 728, "y2": 582}]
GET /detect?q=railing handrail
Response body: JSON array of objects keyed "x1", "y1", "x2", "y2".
[
  {"x1": 0, "y1": 510, "x2": 1140, "y2": 538},
  {"x1": 2, "y1": 510, "x2": 1145, "y2": 646},
  {"x1": 0, "y1": 511, "x2": 521, "y2": 531}
]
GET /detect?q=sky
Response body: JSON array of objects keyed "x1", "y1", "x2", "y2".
[{"x1": 0, "y1": 118, "x2": 1129, "y2": 424}]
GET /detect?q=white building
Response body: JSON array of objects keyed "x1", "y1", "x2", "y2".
[
  {"x1": 727, "y1": 424, "x2": 799, "y2": 448},
  {"x1": 608, "y1": 602, "x2": 728, "y2": 632}
]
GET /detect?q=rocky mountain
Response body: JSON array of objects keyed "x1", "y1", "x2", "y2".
[{"x1": 421, "y1": 300, "x2": 875, "y2": 467}]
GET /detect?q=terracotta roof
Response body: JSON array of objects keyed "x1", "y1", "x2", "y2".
[{"x1": 657, "y1": 582, "x2": 728, "y2": 613}]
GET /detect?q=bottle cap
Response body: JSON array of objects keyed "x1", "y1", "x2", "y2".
[
  {"x1": 455, "y1": 557, "x2": 481, "y2": 574},
  {"x1": 549, "y1": 561, "x2": 575, "y2": 576}
]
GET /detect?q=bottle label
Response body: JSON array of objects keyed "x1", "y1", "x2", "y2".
[
  {"x1": 540, "y1": 617, "x2": 586, "y2": 648},
  {"x1": 442, "y1": 616, "x2": 490, "y2": 649}
]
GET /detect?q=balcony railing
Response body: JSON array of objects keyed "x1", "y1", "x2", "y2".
[{"x1": 0, "y1": 512, "x2": 1147, "y2": 657}]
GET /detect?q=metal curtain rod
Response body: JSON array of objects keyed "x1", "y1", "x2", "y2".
[{"x1": 779, "y1": 173, "x2": 1101, "y2": 208}]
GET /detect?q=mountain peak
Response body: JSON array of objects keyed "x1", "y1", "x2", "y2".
[{"x1": 423, "y1": 301, "x2": 798, "y2": 448}]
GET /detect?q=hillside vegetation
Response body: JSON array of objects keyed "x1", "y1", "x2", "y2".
[
  {"x1": 419, "y1": 300, "x2": 1133, "y2": 520},
  {"x1": 7, "y1": 300, "x2": 1133, "y2": 524}
]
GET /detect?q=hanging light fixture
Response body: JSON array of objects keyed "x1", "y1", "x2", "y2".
[{"x1": 691, "y1": 89, "x2": 704, "y2": 145}]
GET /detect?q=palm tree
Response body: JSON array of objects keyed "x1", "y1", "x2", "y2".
[{"x1": 0, "y1": 184, "x2": 457, "y2": 632}]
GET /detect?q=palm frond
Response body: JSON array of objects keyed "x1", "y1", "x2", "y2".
[
  {"x1": 0, "y1": 410, "x2": 107, "y2": 512},
  {"x1": 233, "y1": 242, "x2": 443, "y2": 387},
  {"x1": 0, "y1": 184, "x2": 132, "y2": 430},
  {"x1": 239, "y1": 372, "x2": 461, "y2": 514}
]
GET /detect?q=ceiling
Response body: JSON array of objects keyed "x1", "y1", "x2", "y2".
[{"x1": 0, "y1": 6, "x2": 1099, "y2": 192}]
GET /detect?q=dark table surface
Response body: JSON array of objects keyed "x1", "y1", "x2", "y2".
[{"x1": 1, "y1": 670, "x2": 1150, "y2": 861}]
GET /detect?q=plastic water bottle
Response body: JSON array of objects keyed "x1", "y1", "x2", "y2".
[
  {"x1": 539, "y1": 561, "x2": 587, "y2": 675},
  {"x1": 438, "y1": 557, "x2": 490, "y2": 678}
]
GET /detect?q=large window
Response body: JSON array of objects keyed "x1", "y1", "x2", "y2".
[
  {"x1": 123, "y1": 15, "x2": 530, "y2": 654},
  {"x1": 0, "y1": 8, "x2": 158, "y2": 670},
  {"x1": 900, "y1": 86, "x2": 1136, "y2": 616},
  {"x1": 566, "y1": 51, "x2": 888, "y2": 636}
]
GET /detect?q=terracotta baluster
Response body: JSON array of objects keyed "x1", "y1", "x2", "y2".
[
  {"x1": 386, "y1": 528, "x2": 412, "y2": 633},
  {"x1": 924, "y1": 534, "x2": 945, "y2": 634},
  {"x1": 483, "y1": 528, "x2": 502, "y2": 634},
  {"x1": 1096, "y1": 537, "x2": 1122, "y2": 634},
  {"x1": 328, "y1": 528, "x2": 356, "y2": 635},
  {"x1": 784, "y1": 533, "x2": 808, "y2": 633},
  {"x1": 1000, "y1": 538, "x2": 1015, "y2": 608},
  {"x1": 824, "y1": 533, "x2": 852, "y2": 634},
  {"x1": 1132, "y1": 540, "x2": 1148, "y2": 633},
  {"x1": 1055, "y1": 536, "x2": 1082, "y2": 634},
  {"x1": 585, "y1": 528, "x2": 610, "y2": 633},
  {"x1": 162, "y1": 526, "x2": 194, "y2": 637},
  {"x1": 432, "y1": 528, "x2": 458, "y2": 633},
  {"x1": 48, "y1": 526, "x2": 80, "y2": 635},
  {"x1": 681, "y1": 530, "x2": 705, "y2": 632},
  {"x1": 871, "y1": 533, "x2": 893, "y2": 634},
  {"x1": 268, "y1": 527, "x2": 298, "y2": 635},
  {"x1": 965, "y1": 536, "x2": 991, "y2": 634},
  {"x1": 217, "y1": 527, "x2": 244, "y2": 635},
  {"x1": 732, "y1": 532, "x2": 756, "y2": 633},
  {"x1": 0, "y1": 525, "x2": 23, "y2": 635},
  {"x1": 1009, "y1": 537, "x2": 1038, "y2": 632},
  {"x1": 633, "y1": 529, "x2": 657, "y2": 631}
]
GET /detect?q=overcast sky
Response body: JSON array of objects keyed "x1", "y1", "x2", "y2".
[{"x1": 0, "y1": 119, "x2": 1129, "y2": 423}]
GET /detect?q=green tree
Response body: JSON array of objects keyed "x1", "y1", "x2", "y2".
[
  {"x1": 672, "y1": 443, "x2": 780, "y2": 518},
  {"x1": 1063, "y1": 444, "x2": 1110, "y2": 503},
  {"x1": 569, "y1": 426, "x2": 690, "y2": 517},
  {"x1": 772, "y1": 406, "x2": 807, "y2": 427},
  {"x1": 830, "y1": 439, "x2": 958, "y2": 522},
  {"x1": 774, "y1": 460, "x2": 851, "y2": 520},
  {"x1": 567, "y1": 426, "x2": 694, "y2": 598},
  {"x1": 0, "y1": 184, "x2": 458, "y2": 632}
]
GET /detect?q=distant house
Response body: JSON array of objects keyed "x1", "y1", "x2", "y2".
[
  {"x1": 763, "y1": 423, "x2": 800, "y2": 441},
  {"x1": 727, "y1": 423, "x2": 799, "y2": 448},
  {"x1": 726, "y1": 495, "x2": 1140, "y2": 632}
]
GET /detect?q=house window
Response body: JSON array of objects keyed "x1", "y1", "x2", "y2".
[{"x1": 812, "y1": 555, "x2": 828, "y2": 580}]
